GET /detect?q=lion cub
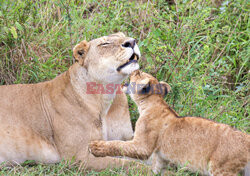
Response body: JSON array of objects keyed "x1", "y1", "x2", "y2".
[{"x1": 89, "y1": 70, "x2": 250, "y2": 176}]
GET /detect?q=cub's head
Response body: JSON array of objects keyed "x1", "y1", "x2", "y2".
[
  {"x1": 73, "y1": 32, "x2": 140, "y2": 84},
  {"x1": 122, "y1": 70, "x2": 171, "y2": 101}
]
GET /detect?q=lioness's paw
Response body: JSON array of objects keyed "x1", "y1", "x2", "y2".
[{"x1": 88, "y1": 141, "x2": 108, "y2": 157}]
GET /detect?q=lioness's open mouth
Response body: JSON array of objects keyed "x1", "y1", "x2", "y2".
[{"x1": 117, "y1": 53, "x2": 139, "y2": 72}]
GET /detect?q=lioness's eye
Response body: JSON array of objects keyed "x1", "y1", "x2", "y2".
[{"x1": 99, "y1": 42, "x2": 111, "y2": 46}]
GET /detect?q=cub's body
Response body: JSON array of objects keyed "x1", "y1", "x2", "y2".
[
  {"x1": 89, "y1": 70, "x2": 250, "y2": 175},
  {"x1": 150, "y1": 109, "x2": 249, "y2": 175}
]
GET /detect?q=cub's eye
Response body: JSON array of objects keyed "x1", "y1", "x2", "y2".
[
  {"x1": 141, "y1": 85, "x2": 151, "y2": 94},
  {"x1": 99, "y1": 42, "x2": 111, "y2": 46}
]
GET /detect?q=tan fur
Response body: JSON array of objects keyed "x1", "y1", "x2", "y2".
[
  {"x1": 89, "y1": 70, "x2": 250, "y2": 175},
  {"x1": 0, "y1": 33, "x2": 142, "y2": 170}
]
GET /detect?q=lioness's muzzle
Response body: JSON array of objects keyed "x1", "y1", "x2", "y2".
[{"x1": 117, "y1": 53, "x2": 139, "y2": 71}]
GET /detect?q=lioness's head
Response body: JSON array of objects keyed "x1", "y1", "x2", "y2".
[
  {"x1": 122, "y1": 70, "x2": 171, "y2": 101},
  {"x1": 73, "y1": 32, "x2": 140, "y2": 84}
]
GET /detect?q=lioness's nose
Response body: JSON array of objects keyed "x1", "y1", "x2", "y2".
[{"x1": 122, "y1": 39, "x2": 136, "y2": 49}]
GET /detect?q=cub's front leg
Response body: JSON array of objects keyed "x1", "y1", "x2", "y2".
[{"x1": 89, "y1": 140, "x2": 152, "y2": 160}]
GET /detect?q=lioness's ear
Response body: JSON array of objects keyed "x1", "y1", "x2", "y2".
[
  {"x1": 159, "y1": 81, "x2": 171, "y2": 97},
  {"x1": 73, "y1": 40, "x2": 90, "y2": 66}
]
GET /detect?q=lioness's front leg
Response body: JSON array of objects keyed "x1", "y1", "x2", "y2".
[
  {"x1": 89, "y1": 140, "x2": 152, "y2": 160},
  {"x1": 76, "y1": 147, "x2": 152, "y2": 174},
  {"x1": 105, "y1": 93, "x2": 134, "y2": 141}
]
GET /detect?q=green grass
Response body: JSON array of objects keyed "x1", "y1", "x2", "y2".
[{"x1": 0, "y1": 0, "x2": 249, "y2": 175}]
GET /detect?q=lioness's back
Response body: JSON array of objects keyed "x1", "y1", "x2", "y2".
[
  {"x1": 0, "y1": 83, "x2": 41, "y2": 102},
  {"x1": 0, "y1": 83, "x2": 46, "y2": 124}
]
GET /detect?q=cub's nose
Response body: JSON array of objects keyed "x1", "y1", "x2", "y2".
[{"x1": 122, "y1": 39, "x2": 136, "y2": 49}]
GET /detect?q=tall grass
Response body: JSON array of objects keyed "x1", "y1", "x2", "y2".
[{"x1": 0, "y1": 0, "x2": 249, "y2": 175}]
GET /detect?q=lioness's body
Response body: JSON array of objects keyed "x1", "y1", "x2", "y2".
[
  {"x1": 0, "y1": 33, "x2": 140, "y2": 170},
  {"x1": 90, "y1": 71, "x2": 250, "y2": 175}
]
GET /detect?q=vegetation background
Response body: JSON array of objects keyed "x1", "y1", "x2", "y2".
[{"x1": 0, "y1": 0, "x2": 249, "y2": 175}]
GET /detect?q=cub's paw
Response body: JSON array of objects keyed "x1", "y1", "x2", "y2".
[{"x1": 88, "y1": 141, "x2": 109, "y2": 157}]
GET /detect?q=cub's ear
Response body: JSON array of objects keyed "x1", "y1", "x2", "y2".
[
  {"x1": 73, "y1": 40, "x2": 90, "y2": 66},
  {"x1": 110, "y1": 32, "x2": 126, "y2": 37},
  {"x1": 159, "y1": 81, "x2": 171, "y2": 97}
]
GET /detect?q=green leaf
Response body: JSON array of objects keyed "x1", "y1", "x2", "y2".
[
  {"x1": 15, "y1": 22, "x2": 23, "y2": 31},
  {"x1": 3, "y1": 26, "x2": 9, "y2": 34},
  {"x1": 10, "y1": 26, "x2": 18, "y2": 39}
]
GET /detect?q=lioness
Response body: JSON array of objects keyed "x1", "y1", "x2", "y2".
[
  {"x1": 89, "y1": 70, "x2": 250, "y2": 175},
  {"x1": 0, "y1": 32, "x2": 140, "y2": 170}
]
